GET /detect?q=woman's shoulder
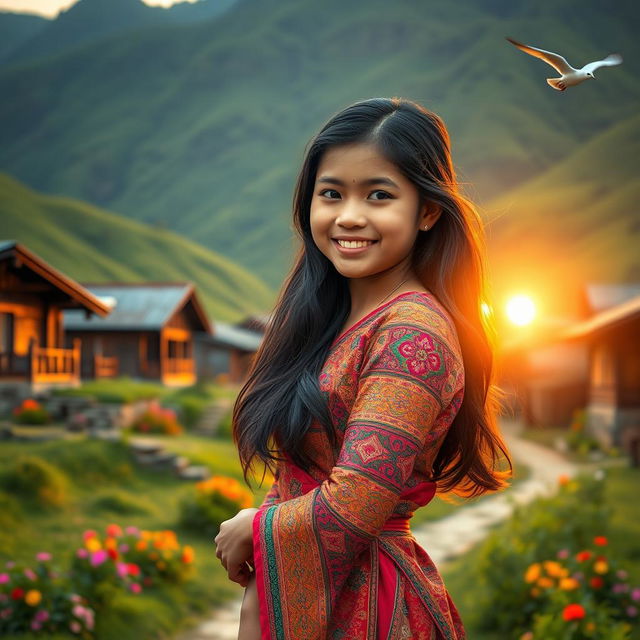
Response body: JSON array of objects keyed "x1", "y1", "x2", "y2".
[{"x1": 380, "y1": 291, "x2": 462, "y2": 361}]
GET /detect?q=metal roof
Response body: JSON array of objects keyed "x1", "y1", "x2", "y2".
[
  {"x1": 196, "y1": 321, "x2": 262, "y2": 352},
  {"x1": 63, "y1": 283, "x2": 211, "y2": 332},
  {"x1": 559, "y1": 294, "x2": 640, "y2": 340},
  {"x1": 585, "y1": 283, "x2": 640, "y2": 313}
]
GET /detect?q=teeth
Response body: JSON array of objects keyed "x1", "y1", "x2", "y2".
[{"x1": 336, "y1": 240, "x2": 375, "y2": 248}]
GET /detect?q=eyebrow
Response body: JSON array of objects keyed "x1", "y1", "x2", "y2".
[{"x1": 316, "y1": 175, "x2": 400, "y2": 189}]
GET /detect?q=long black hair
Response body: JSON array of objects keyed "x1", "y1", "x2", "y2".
[{"x1": 233, "y1": 97, "x2": 511, "y2": 497}]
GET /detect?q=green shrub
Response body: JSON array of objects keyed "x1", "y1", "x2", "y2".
[
  {"x1": 215, "y1": 408, "x2": 233, "y2": 439},
  {"x1": 469, "y1": 473, "x2": 610, "y2": 635},
  {"x1": 0, "y1": 455, "x2": 68, "y2": 508},
  {"x1": 90, "y1": 490, "x2": 153, "y2": 516}
]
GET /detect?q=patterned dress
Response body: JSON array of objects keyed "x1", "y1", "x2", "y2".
[{"x1": 252, "y1": 290, "x2": 467, "y2": 639}]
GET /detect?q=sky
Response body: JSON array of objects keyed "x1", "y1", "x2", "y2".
[{"x1": 0, "y1": 0, "x2": 198, "y2": 18}]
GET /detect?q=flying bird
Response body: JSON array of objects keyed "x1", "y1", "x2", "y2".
[{"x1": 505, "y1": 36, "x2": 623, "y2": 91}]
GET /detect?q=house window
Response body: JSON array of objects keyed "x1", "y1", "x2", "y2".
[{"x1": 0, "y1": 312, "x2": 14, "y2": 353}]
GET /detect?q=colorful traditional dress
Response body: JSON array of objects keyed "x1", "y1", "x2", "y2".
[{"x1": 252, "y1": 290, "x2": 467, "y2": 639}]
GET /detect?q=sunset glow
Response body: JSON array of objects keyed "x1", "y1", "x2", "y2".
[{"x1": 505, "y1": 294, "x2": 536, "y2": 326}]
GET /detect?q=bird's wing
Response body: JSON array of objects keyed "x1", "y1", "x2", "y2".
[
  {"x1": 582, "y1": 53, "x2": 623, "y2": 75},
  {"x1": 505, "y1": 36, "x2": 575, "y2": 74}
]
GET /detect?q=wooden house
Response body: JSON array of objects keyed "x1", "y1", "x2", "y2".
[
  {"x1": 0, "y1": 240, "x2": 111, "y2": 391},
  {"x1": 499, "y1": 283, "x2": 640, "y2": 429},
  {"x1": 194, "y1": 321, "x2": 262, "y2": 384},
  {"x1": 558, "y1": 293, "x2": 640, "y2": 463},
  {"x1": 63, "y1": 283, "x2": 211, "y2": 388}
]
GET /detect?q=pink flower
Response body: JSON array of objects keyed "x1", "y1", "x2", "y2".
[
  {"x1": 76, "y1": 548, "x2": 89, "y2": 558},
  {"x1": 69, "y1": 620, "x2": 82, "y2": 633},
  {"x1": 0, "y1": 573, "x2": 9, "y2": 584},
  {"x1": 129, "y1": 582, "x2": 142, "y2": 593},
  {"x1": 34, "y1": 609, "x2": 50, "y2": 622},
  {"x1": 35, "y1": 552, "x2": 52, "y2": 563},
  {"x1": 90, "y1": 550, "x2": 108, "y2": 566},
  {"x1": 30, "y1": 620, "x2": 42, "y2": 631},
  {"x1": 627, "y1": 606, "x2": 638, "y2": 617},
  {"x1": 613, "y1": 583, "x2": 629, "y2": 594},
  {"x1": 23, "y1": 568, "x2": 37, "y2": 581},
  {"x1": 82, "y1": 529, "x2": 98, "y2": 541},
  {"x1": 116, "y1": 562, "x2": 129, "y2": 578},
  {"x1": 556, "y1": 549, "x2": 570, "y2": 559},
  {"x1": 617, "y1": 569, "x2": 629, "y2": 580},
  {"x1": 125, "y1": 526, "x2": 140, "y2": 536},
  {"x1": 4, "y1": 561, "x2": 15, "y2": 569},
  {"x1": 69, "y1": 594, "x2": 83, "y2": 603},
  {"x1": 398, "y1": 333, "x2": 441, "y2": 376},
  {"x1": 1, "y1": 607, "x2": 13, "y2": 619},
  {"x1": 631, "y1": 588, "x2": 640, "y2": 602},
  {"x1": 72, "y1": 604, "x2": 87, "y2": 619},
  {"x1": 118, "y1": 544, "x2": 129, "y2": 553}
]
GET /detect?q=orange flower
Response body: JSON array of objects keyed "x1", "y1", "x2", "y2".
[
  {"x1": 537, "y1": 577, "x2": 554, "y2": 589},
  {"x1": 559, "y1": 578, "x2": 580, "y2": 591},
  {"x1": 594, "y1": 561, "x2": 609, "y2": 575},
  {"x1": 181, "y1": 545, "x2": 195, "y2": 564},
  {"x1": 24, "y1": 589, "x2": 42, "y2": 606},
  {"x1": 558, "y1": 474, "x2": 570, "y2": 486},
  {"x1": 562, "y1": 603, "x2": 586, "y2": 621},
  {"x1": 524, "y1": 563, "x2": 541, "y2": 583}
]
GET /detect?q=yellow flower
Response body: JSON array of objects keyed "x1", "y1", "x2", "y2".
[
  {"x1": 104, "y1": 537, "x2": 118, "y2": 550},
  {"x1": 594, "y1": 561, "x2": 609, "y2": 574},
  {"x1": 85, "y1": 537, "x2": 102, "y2": 552},
  {"x1": 25, "y1": 589, "x2": 42, "y2": 606},
  {"x1": 525, "y1": 563, "x2": 541, "y2": 583},
  {"x1": 559, "y1": 578, "x2": 580, "y2": 591}
]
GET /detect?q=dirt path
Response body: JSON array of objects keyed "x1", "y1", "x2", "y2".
[{"x1": 176, "y1": 417, "x2": 578, "y2": 640}]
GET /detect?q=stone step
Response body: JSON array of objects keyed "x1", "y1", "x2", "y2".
[{"x1": 178, "y1": 465, "x2": 211, "y2": 481}]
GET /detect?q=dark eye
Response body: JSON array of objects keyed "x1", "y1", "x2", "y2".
[
  {"x1": 319, "y1": 189, "x2": 341, "y2": 199},
  {"x1": 369, "y1": 190, "x2": 392, "y2": 200}
]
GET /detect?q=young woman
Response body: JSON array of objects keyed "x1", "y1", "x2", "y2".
[{"x1": 214, "y1": 97, "x2": 512, "y2": 640}]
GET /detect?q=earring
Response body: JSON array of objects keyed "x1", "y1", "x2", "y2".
[{"x1": 423, "y1": 225, "x2": 429, "y2": 231}]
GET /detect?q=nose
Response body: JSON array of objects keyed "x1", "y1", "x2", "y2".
[{"x1": 334, "y1": 199, "x2": 368, "y2": 227}]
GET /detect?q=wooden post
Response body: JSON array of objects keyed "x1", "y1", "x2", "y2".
[{"x1": 73, "y1": 338, "x2": 81, "y2": 383}]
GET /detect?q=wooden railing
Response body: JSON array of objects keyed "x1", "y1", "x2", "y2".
[
  {"x1": 95, "y1": 354, "x2": 119, "y2": 379},
  {"x1": 164, "y1": 357, "x2": 194, "y2": 375},
  {"x1": 30, "y1": 338, "x2": 81, "y2": 385}
]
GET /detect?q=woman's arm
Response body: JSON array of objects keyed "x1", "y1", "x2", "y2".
[{"x1": 238, "y1": 572, "x2": 261, "y2": 640}]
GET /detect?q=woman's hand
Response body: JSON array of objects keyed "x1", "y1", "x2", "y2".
[{"x1": 214, "y1": 507, "x2": 259, "y2": 587}]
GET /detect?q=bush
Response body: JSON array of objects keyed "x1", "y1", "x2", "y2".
[
  {"x1": 0, "y1": 456, "x2": 68, "y2": 508},
  {"x1": 465, "y1": 471, "x2": 640, "y2": 639},
  {"x1": 128, "y1": 402, "x2": 183, "y2": 435},
  {"x1": 178, "y1": 475, "x2": 253, "y2": 538},
  {"x1": 90, "y1": 490, "x2": 153, "y2": 516},
  {"x1": 11, "y1": 399, "x2": 51, "y2": 425},
  {"x1": 215, "y1": 409, "x2": 233, "y2": 439}
]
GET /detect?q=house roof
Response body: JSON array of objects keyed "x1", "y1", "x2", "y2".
[
  {"x1": 585, "y1": 283, "x2": 640, "y2": 313},
  {"x1": 63, "y1": 282, "x2": 211, "y2": 333},
  {"x1": 196, "y1": 321, "x2": 262, "y2": 352},
  {"x1": 0, "y1": 240, "x2": 111, "y2": 316},
  {"x1": 559, "y1": 294, "x2": 640, "y2": 340}
]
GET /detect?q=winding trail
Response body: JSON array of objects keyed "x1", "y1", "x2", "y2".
[{"x1": 176, "y1": 417, "x2": 578, "y2": 640}]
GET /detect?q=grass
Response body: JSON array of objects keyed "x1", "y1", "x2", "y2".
[
  {"x1": 0, "y1": 433, "x2": 271, "y2": 640},
  {"x1": 441, "y1": 465, "x2": 640, "y2": 640}
]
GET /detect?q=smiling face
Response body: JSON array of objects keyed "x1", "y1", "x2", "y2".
[{"x1": 310, "y1": 142, "x2": 433, "y2": 283}]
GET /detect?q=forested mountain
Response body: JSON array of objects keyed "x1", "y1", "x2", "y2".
[
  {"x1": 0, "y1": 172, "x2": 274, "y2": 322},
  {"x1": 1, "y1": 0, "x2": 638, "y2": 289}
]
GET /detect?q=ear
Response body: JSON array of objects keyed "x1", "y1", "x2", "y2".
[{"x1": 419, "y1": 201, "x2": 442, "y2": 229}]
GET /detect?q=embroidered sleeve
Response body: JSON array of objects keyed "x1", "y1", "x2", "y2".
[
  {"x1": 252, "y1": 309, "x2": 464, "y2": 640},
  {"x1": 258, "y1": 466, "x2": 281, "y2": 507}
]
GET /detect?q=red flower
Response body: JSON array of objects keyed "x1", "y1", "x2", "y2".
[
  {"x1": 593, "y1": 536, "x2": 608, "y2": 547},
  {"x1": 107, "y1": 548, "x2": 119, "y2": 560},
  {"x1": 398, "y1": 332, "x2": 441, "y2": 376},
  {"x1": 590, "y1": 577, "x2": 604, "y2": 589},
  {"x1": 127, "y1": 563, "x2": 141, "y2": 576},
  {"x1": 576, "y1": 550, "x2": 592, "y2": 562},
  {"x1": 563, "y1": 603, "x2": 586, "y2": 621},
  {"x1": 11, "y1": 587, "x2": 24, "y2": 600}
]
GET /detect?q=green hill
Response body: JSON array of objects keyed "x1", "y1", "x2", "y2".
[
  {"x1": 0, "y1": 0, "x2": 638, "y2": 287},
  {"x1": 0, "y1": 172, "x2": 275, "y2": 323},
  {"x1": 484, "y1": 111, "x2": 640, "y2": 317}
]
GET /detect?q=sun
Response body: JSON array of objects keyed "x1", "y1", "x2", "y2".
[{"x1": 505, "y1": 294, "x2": 536, "y2": 326}]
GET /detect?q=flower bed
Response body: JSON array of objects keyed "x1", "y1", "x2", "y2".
[{"x1": 0, "y1": 524, "x2": 194, "y2": 637}]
